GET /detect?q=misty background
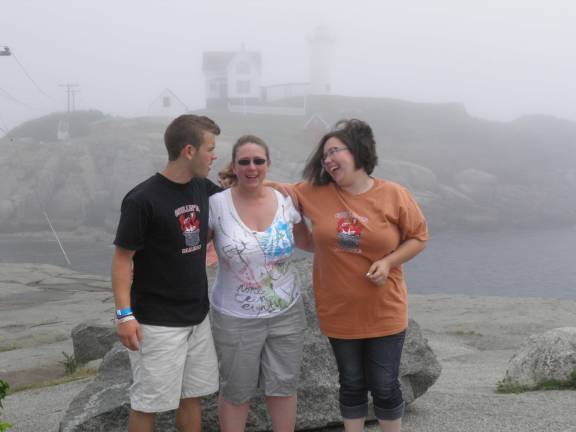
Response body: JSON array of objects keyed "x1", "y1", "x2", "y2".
[{"x1": 1, "y1": 0, "x2": 575, "y2": 299}]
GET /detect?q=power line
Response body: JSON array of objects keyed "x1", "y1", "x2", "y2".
[
  {"x1": 9, "y1": 50, "x2": 55, "y2": 100},
  {"x1": 0, "y1": 86, "x2": 36, "y2": 109},
  {"x1": 1, "y1": 46, "x2": 54, "y2": 112}
]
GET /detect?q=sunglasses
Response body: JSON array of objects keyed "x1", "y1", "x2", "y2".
[{"x1": 237, "y1": 158, "x2": 267, "y2": 166}]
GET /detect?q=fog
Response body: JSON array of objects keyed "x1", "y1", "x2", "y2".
[
  {"x1": 1, "y1": 1, "x2": 575, "y2": 298},
  {"x1": 3, "y1": 4, "x2": 576, "y2": 425},
  {"x1": 2, "y1": 0, "x2": 576, "y2": 130}
]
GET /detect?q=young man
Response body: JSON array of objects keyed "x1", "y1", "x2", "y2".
[{"x1": 112, "y1": 114, "x2": 222, "y2": 432}]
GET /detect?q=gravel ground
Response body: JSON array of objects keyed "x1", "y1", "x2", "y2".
[
  {"x1": 5, "y1": 342, "x2": 576, "y2": 432},
  {"x1": 3, "y1": 380, "x2": 91, "y2": 432},
  {"x1": 3, "y1": 264, "x2": 576, "y2": 432}
]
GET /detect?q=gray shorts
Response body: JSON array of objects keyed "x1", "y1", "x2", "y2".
[{"x1": 211, "y1": 297, "x2": 306, "y2": 405}]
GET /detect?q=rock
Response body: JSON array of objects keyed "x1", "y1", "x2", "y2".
[
  {"x1": 59, "y1": 343, "x2": 132, "y2": 432},
  {"x1": 454, "y1": 168, "x2": 497, "y2": 204},
  {"x1": 502, "y1": 327, "x2": 576, "y2": 388},
  {"x1": 375, "y1": 160, "x2": 438, "y2": 192},
  {"x1": 71, "y1": 322, "x2": 117, "y2": 365},
  {"x1": 60, "y1": 259, "x2": 441, "y2": 431},
  {"x1": 454, "y1": 168, "x2": 497, "y2": 186},
  {"x1": 400, "y1": 320, "x2": 442, "y2": 402}
]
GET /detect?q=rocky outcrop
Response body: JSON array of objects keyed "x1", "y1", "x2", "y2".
[
  {"x1": 71, "y1": 322, "x2": 117, "y2": 365},
  {"x1": 454, "y1": 168, "x2": 497, "y2": 204},
  {"x1": 59, "y1": 344, "x2": 132, "y2": 432},
  {"x1": 502, "y1": 327, "x2": 576, "y2": 388},
  {"x1": 0, "y1": 117, "x2": 170, "y2": 233},
  {"x1": 59, "y1": 259, "x2": 441, "y2": 432},
  {"x1": 374, "y1": 160, "x2": 438, "y2": 192},
  {"x1": 2, "y1": 107, "x2": 576, "y2": 234},
  {"x1": 0, "y1": 263, "x2": 111, "y2": 355}
]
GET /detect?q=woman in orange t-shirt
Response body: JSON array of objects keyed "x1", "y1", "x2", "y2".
[{"x1": 292, "y1": 119, "x2": 428, "y2": 432}]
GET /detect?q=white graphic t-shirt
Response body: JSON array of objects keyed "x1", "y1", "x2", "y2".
[{"x1": 209, "y1": 188, "x2": 302, "y2": 318}]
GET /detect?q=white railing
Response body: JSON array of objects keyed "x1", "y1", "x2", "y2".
[{"x1": 227, "y1": 102, "x2": 306, "y2": 116}]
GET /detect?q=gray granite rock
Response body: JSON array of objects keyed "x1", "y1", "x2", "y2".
[
  {"x1": 502, "y1": 327, "x2": 576, "y2": 388},
  {"x1": 59, "y1": 259, "x2": 441, "y2": 431},
  {"x1": 71, "y1": 322, "x2": 117, "y2": 365},
  {"x1": 59, "y1": 344, "x2": 131, "y2": 432}
]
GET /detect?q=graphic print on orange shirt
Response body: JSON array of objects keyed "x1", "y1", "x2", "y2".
[{"x1": 335, "y1": 211, "x2": 366, "y2": 253}]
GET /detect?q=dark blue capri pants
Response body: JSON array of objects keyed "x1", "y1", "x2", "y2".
[{"x1": 328, "y1": 330, "x2": 406, "y2": 421}]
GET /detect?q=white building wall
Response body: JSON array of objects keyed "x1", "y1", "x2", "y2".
[
  {"x1": 265, "y1": 83, "x2": 311, "y2": 102},
  {"x1": 227, "y1": 52, "x2": 261, "y2": 99},
  {"x1": 148, "y1": 90, "x2": 188, "y2": 117},
  {"x1": 308, "y1": 28, "x2": 333, "y2": 95},
  {"x1": 227, "y1": 102, "x2": 305, "y2": 116}
]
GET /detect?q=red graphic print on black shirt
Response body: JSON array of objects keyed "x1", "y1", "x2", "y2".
[{"x1": 175, "y1": 204, "x2": 202, "y2": 253}]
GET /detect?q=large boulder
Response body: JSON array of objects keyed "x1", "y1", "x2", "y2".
[
  {"x1": 502, "y1": 327, "x2": 576, "y2": 388},
  {"x1": 71, "y1": 321, "x2": 117, "y2": 365},
  {"x1": 60, "y1": 259, "x2": 441, "y2": 431},
  {"x1": 375, "y1": 159, "x2": 438, "y2": 193},
  {"x1": 454, "y1": 168, "x2": 498, "y2": 204}
]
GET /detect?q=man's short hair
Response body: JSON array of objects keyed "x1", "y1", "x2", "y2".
[{"x1": 164, "y1": 115, "x2": 221, "y2": 161}]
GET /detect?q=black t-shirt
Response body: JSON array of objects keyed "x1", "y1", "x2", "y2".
[{"x1": 114, "y1": 173, "x2": 221, "y2": 326}]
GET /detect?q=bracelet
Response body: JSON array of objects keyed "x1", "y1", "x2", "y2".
[
  {"x1": 116, "y1": 315, "x2": 136, "y2": 324},
  {"x1": 116, "y1": 307, "x2": 133, "y2": 319}
]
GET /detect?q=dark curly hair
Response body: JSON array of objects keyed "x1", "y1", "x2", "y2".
[{"x1": 302, "y1": 119, "x2": 378, "y2": 185}]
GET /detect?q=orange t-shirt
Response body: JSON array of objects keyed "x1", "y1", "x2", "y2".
[{"x1": 294, "y1": 179, "x2": 428, "y2": 339}]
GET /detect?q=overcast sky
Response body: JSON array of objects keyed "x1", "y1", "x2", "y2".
[{"x1": 1, "y1": 0, "x2": 575, "y2": 131}]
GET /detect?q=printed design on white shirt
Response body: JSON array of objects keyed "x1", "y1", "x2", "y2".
[
  {"x1": 216, "y1": 214, "x2": 295, "y2": 314},
  {"x1": 210, "y1": 190, "x2": 301, "y2": 318}
]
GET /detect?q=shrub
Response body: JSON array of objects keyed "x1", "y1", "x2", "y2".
[
  {"x1": 0, "y1": 379, "x2": 11, "y2": 431},
  {"x1": 60, "y1": 351, "x2": 81, "y2": 375},
  {"x1": 497, "y1": 369, "x2": 576, "y2": 394}
]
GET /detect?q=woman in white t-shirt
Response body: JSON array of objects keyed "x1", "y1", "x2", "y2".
[{"x1": 208, "y1": 135, "x2": 312, "y2": 432}]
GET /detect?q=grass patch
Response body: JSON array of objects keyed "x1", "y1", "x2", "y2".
[
  {"x1": 497, "y1": 370, "x2": 576, "y2": 394},
  {"x1": 8, "y1": 367, "x2": 97, "y2": 394},
  {"x1": 1, "y1": 379, "x2": 12, "y2": 431},
  {"x1": 60, "y1": 351, "x2": 81, "y2": 375},
  {"x1": 0, "y1": 344, "x2": 18, "y2": 353}
]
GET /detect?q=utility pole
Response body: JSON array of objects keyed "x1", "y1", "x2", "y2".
[
  {"x1": 59, "y1": 83, "x2": 79, "y2": 112},
  {"x1": 71, "y1": 87, "x2": 79, "y2": 111}
]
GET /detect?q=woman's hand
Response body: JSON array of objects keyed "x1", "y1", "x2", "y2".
[
  {"x1": 265, "y1": 180, "x2": 297, "y2": 201},
  {"x1": 366, "y1": 258, "x2": 392, "y2": 286}
]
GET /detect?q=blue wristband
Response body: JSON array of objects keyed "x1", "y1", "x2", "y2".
[{"x1": 116, "y1": 307, "x2": 133, "y2": 319}]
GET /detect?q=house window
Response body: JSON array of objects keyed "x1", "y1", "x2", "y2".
[
  {"x1": 236, "y1": 80, "x2": 251, "y2": 94},
  {"x1": 209, "y1": 81, "x2": 220, "y2": 96},
  {"x1": 162, "y1": 96, "x2": 171, "y2": 107},
  {"x1": 236, "y1": 62, "x2": 251, "y2": 74}
]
